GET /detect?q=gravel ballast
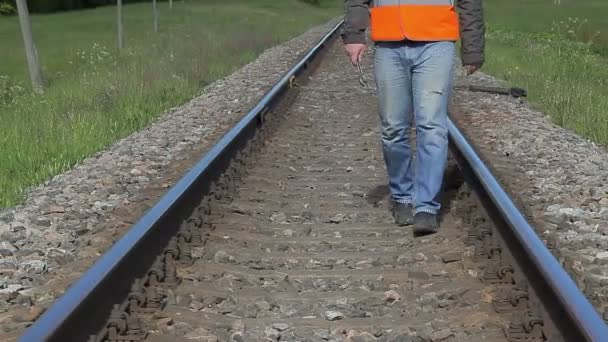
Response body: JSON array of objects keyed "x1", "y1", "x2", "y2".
[
  {"x1": 0, "y1": 19, "x2": 340, "y2": 339},
  {"x1": 452, "y1": 68, "x2": 608, "y2": 319}
]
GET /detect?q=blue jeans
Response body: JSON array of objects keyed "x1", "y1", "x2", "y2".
[{"x1": 373, "y1": 41, "x2": 455, "y2": 215}]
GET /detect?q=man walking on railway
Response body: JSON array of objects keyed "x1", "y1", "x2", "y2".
[{"x1": 342, "y1": 0, "x2": 485, "y2": 235}]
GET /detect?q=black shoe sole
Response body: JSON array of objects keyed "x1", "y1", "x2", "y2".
[
  {"x1": 396, "y1": 220, "x2": 413, "y2": 227},
  {"x1": 414, "y1": 225, "x2": 438, "y2": 236}
]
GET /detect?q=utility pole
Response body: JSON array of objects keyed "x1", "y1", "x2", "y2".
[
  {"x1": 15, "y1": 0, "x2": 44, "y2": 93},
  {"x1": 117, "y1": 0, "x2": 124, "y2": 50},
  {"x1": 153, "y1": 0, "x2": 158, "y2": 33}
]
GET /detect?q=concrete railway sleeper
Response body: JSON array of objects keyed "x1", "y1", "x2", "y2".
[{"x1": 19, "y1": 20, "x2": 608, "y2": 342}]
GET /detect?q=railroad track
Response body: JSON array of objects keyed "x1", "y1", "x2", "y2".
[{"x1": 19, "y1": 20, "x2": 608, "y2": 342}]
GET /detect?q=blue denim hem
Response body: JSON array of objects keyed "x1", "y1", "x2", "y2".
[
  {"x1": 394, "y1": 198, "x2": 413, "y2": 205},
  {"x1": 414, "y1": 207, "x2": 438, "y2": 215}
]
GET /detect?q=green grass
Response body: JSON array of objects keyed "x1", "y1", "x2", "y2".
[
  {"x1": 482, "y1": 0, "x2": 608, "y2": 145},
  {"x1": 0, "y1": 0, "x2": 341, "y2": 207}
]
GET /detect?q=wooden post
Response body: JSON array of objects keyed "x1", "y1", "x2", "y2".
[
  {"x1": 15, "y1": 0, "x2": 44, "y2": 93},
  {"x1": 117, "y1": 0, "x2": 124, "y2": 50},
  {"x1": 169, "y1": 0, "x2": 173, "y2": 10},
  {"x1": 153, "y1": 0, "x2": 158, "y2": 32}
]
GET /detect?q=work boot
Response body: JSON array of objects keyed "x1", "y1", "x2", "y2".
[
  {"x1": 414, "y1": 212, "x2": 439, "y2": 235},
  {"x1": 392, "y1": 202, "x2": 413, "y2": 226}
]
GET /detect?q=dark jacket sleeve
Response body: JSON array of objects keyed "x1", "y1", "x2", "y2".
[
  {"x1": 341, "y1": 0, "x2": 370, "y2": 44},
  {"x1": 456, "y1": 0, "x2": 486, "y2": 65}
]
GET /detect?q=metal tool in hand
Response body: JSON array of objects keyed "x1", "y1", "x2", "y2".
[
  {"x1": 454, "y1": 84, "x2": 528, "y2": 98},
  {"x1": 356, "y1": 61, "x2": 372, "y2": 90},
  {"x1": 354, "y1": 63, "x2": 526, "y2": 98}
]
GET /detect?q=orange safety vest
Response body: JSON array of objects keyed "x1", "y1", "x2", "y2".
[{"x1": 370, "y1": 0, "x2": 460, "y2": 42}]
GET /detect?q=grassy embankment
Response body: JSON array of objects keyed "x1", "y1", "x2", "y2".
[
  {"x1": 482, "y1": 0, "x2": 608, "y2": 144},
  {"x1": 0, "y1": 0, "x2": 340, "y2": 207}
]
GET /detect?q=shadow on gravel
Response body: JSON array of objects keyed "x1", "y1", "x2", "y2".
[
  {"x1": 366, "y1": 184, "x2": 390, "y2": 207},
  {"x1": 437, "y1": 162, "x2": 466, "y2": 224}
]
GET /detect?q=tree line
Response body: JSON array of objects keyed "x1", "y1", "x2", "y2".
[{"x1": 3, "y1": 0, "x2": 155, "y2": 14}]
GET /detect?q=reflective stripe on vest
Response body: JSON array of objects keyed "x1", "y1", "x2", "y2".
[{"x1": 370, "y1": 0, "x2": 460, "y2": 42}]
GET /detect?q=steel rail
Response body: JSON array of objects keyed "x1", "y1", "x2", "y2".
[
  {"x1": 19, "y1": 19, "x2": 344, "y2": 342},
  {"x1": 448, "y1": 118, "x2": 608, "y2": 341}
]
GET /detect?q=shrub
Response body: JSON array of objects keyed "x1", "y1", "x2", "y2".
[
  {"x1": 298, "y1": 0, "x2": 322, "y2": 7},
  {"x1": 2, "y1": 0, "x2": 151, "y2": 14},
  {"x1": 0, "y1": 2, "x2": 16, "y2": 16}
]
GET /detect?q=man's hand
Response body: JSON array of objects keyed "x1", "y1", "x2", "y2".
[
  {"x1": 345, "y1": 43, "x2": 366, "y2": 66},
  {"x1": 465, "y1": 63, "x2": 482, "y2": 75}
]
